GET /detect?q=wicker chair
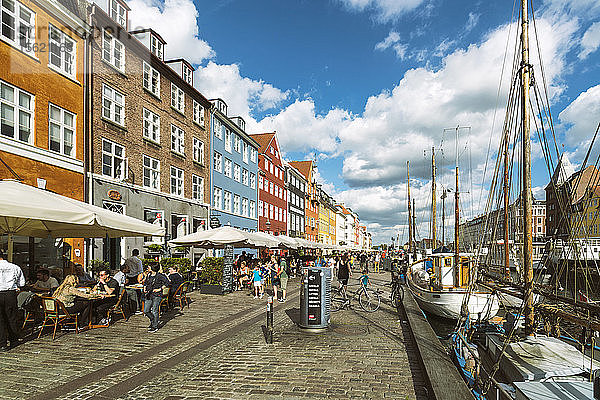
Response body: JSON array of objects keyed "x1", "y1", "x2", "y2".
[
  {"x1": 37, "y1": 297, "x2": 82, "y2": 340},
  {"x1": 172, "y1": 281, "x2": 191, "y2": 309}
]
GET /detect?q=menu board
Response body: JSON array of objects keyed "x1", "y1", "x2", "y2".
[
  {"x1": 222, "y1": 244, "x2": 234, "y2": 292},
  {"x1": 307, "y1": 269, "x2": 321, "y2": 325}
]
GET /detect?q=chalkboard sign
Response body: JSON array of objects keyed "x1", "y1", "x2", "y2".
[
  {"x1": 307, "y1": 269, "x2": 321, "y2": 325},
  {"x1": 210, "y1": 217, "x2": 221, "y2": 228},
  {"x1": 222, "y1": 244, "x2": 234, "y2": 292}
]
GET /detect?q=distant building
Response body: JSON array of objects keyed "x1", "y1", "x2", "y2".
[
  {"x1": 285, "y1": 162, "x2": 306, "y2": 238},
  {"x1": 289, "y1": 160, "x2": 319, "y2": 241},
  {"x1": 251, "y1": 132, "x2": 287, "y2": 235}
]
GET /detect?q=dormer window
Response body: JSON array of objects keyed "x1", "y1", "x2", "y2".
[
  {"x1": 211, "y1": 99, "x2": 227, "y2": 116},
  {"x1": 150, "y1": 34, "x2": 163, "y2": 60},
  {"x1": 183, "y1": 64, "x2": 192, "y2": 85},
  {"x1": 110, "y1": 0, "x2": 127, "y2": 28},
  {"x1": 232, "y1": 117, "x2": 245, "y2": 131}
]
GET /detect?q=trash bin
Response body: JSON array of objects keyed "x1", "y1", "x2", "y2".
[{"x1": 299, "y1": 266, "x2": 331, "y2": 330}]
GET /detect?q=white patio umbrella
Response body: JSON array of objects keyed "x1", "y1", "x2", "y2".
[
  {"x1": 0, "y1": 180, "x2": 165, "y2": 261},
  {"x1": 169, "y1": 226, "x2": 273, "y2": 249},
  {"x1": 249, "y1": 231, "x2": 284, "y2": 248},
  {"x1": 275, "y1": 235, "x2": 301, "y2": 249}
]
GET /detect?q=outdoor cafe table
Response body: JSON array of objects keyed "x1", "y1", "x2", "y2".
[{"x1": 76, "y1": 287, "x2": 115, "y2": 329}]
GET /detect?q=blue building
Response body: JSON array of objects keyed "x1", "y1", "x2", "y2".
[{"x1": 209, "y1": 99, "x2": 260, "y2": 239}]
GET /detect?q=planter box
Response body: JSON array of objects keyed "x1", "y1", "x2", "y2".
[{"x1": 200, "y1": 284, "x2": 223, "y2": 295}]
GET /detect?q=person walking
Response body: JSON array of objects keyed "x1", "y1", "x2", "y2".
[
  {"x1": 278, "y1": 257, "x2": 288, "y2": 302},
  {"x1": 141, "y1": 264, "x2": 169, "y2": 333},
  {"x1": 252, "y1": 263, "x2": 262, "y2": 299},
  {"x1": 0, "y1": 250, "x2": 25, "y2": 351},
  {"x1": 270, "y1": 256, "x2": 281, "y2": 301}
]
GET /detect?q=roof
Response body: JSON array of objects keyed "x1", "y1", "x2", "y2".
[
  {"x1": 288, "y1": 160, "x2": 313, "y2": 181},
  {"x1": 129, "y1": 28, "x2": 167, "y2": 44},
  {"x1": 56, "y1": 0, "x2": 86, "y2": 19},
  {"x1": 249, "y1": 133, "x2": 275, "y2": 154}
]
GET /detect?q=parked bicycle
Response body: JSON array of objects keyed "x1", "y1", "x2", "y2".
[
  {"x1": 389, "y1": 273, "x2": 404, "y2": 308},
  {"x1": 331, "y1": 273, "x2": 381, "y2": 312}
]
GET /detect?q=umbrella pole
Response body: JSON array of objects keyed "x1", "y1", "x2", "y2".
[{"x1": 7, "y1": 233, "x2": 14, "y2": 263}]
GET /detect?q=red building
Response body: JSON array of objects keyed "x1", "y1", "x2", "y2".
[{"x1": 250, "y1": 132, "x2": 287, "y2": 235}]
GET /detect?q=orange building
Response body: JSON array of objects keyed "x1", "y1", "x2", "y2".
[
  {"x1": 0, "y1": 0, "x2": 89, "y2": 272},
  {"x1": 289, "y1": 160, "x2": 319, "y2": 242}
]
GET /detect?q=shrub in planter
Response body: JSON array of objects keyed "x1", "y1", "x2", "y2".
[
  {"x1": 142, "y1": 258, "x2": 160, "y2": 271},
  {"x1": 160, "y1": 257, "x2": 192, "y2": 274},
  {"x1": 198, "y1": 257, "x2": 223, "y2": 285}
]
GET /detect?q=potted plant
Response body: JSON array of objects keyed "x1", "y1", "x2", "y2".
[{"x1": 198, "y1": 257, "x2": 224, "y2": 295}]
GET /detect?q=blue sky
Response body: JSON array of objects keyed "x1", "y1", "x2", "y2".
[{"x1": 126, "y1": 0, "x2": 600, "y2": 244}]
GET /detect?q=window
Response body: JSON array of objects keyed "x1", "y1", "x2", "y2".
[
  {"x1": 258, "y1": 201, "x2": 263, "y2": 217},
  {"x1": 243, "y1": 143, "x2": 249, "y2": 163},
  {"x1": 250, "y1": 148, "x2": 257, "y2": 162},
  {"x1": 269, "y1": 204, "x2": 273, "y2": 219},
  {"x1": 101, "y1": 139, "x2": 126, "y2": 179},
  {"x1": 193, "y1": 137, "x2": 204, "y2": 164},
  {"x1": 224, "y1": 128, "x2": 232, "y2": 152},
  {"x1": 249, "y1": 201, "x2": 255, "y2": 218},
  {"x1": 270, "y1": 181, "x2": 273, "y2": 194},
  {"x1": 102, "y1": 29, "x2": 124, "y2": 72},
  {"x1": 233, "y1": 164, "x2": 241, "y2": 182},
  {"x1": 233, "y1": 194, "x2": 240, "y2": 215},
  {"x1": 1, "y1": 80, "x2": 33, "y2": 143},
  {"x1": 259, "y1": 176, "x2": 263, "y2": 190},
  {"x1": 102, "y1": 84, "x2": 124, "y2": 125},
  {"x1": 264, "y1": 159, "x2": 269, "y2": 171},
  {"x1": 223, "y1": 191, "x2": 232, "y2": 212},
  {"x1": 170, "y1": 83, "x2": 184, "y2": 114},
  {"x1": 250, "y1": 173, "x2": 256, "y2": 189},
  {"x1": 48, "y1": 25, "x2": 76, "y2": 78},
  {"x1": 214, "y1": 151, "x2": 222, "y2": 173},
  {"x1": 170, "y1": 166, "x2": 184, "y2": 196},
  {"x1": 170, "y1": 124, "x2": 185, "y2": 155},
  {"x1": 142, "y1": 62, "x2": 160, "y2": 97},
  {"x1": 234, "y1": 134, "x2": 241, "y2": 152},
  {"x1": 213, "y1": 118, "x2": 222, "y2": 139},
  {"x1": 48, "y1": 104, "x2": 75, "y2": 157},
  {"x1": 242, "y1": 198, "x2": 248, "y2": 217},
  {"x1": 142, "y1": 108, "x2": 160, "y2": 143},
  {"x1": 0, "y1": 0, "x2": 34, "y2": 53},
  {"x1": 171, "y1": 214, "x2": 187, "y2": 239},
  {"x1": 192, "y1": 174, "x2": 204, "y2": 202},
  {"x1": 143, "y1": 209, "x2": 164, "y2": 242},
  {"x1": 109, "y1": 0, "x2": 126, "y2": 27},
  {"x1": 242, "y1": 169, "x2": 249, "y2": 186},
  {"x1": 183, "y1": 64, "x2": 192, "y2": 85},
  {"x1": 150, "y1": 34, "x2": 163, "y2": 59},
  {"x1": 142, "y1": 155, "x2": 160, "y2": 190},
  {"x1": 224, "y1": 158, "x2": 232, "y2": 178},
  {"x1": 270, "y1": 163, "x2": 274, "y2": 175},
  {"x1": 193, "y1": 100, "x2": 204, "y2": 126},
  {"x1": 213, "y1": 187, "x2": 222, "y2": 209}
]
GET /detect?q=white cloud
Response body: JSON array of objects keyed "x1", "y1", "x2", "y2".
[
  {"x1": 126, "y1": 0, "x2": 215, "y2": 64},
  {"x1": 579, "y1": 22, "x2": 600, "y2": 59},
  {"x1": 194, "y1": 62, "x2": 289, "y2": 124},
  {"x1": 465, "y1": 12, "x2": 480, "y2": 32},
  {"x1": 559, "y1": 84, "x2": 600, "y2": 146},
  {"x1": 339, "y1": 0, "x2": 426, "y2": 22},
  {"x1": 375, "y1": 31, "x2": 408, "y2": 59}
]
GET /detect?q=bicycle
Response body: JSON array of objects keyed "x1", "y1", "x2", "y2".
[
  {"x1": 331, "y1": 273, "x2": 381, "y2": 312},
  {"x1": 389, "y1": 274, "x2": 404, "y2": 308}
]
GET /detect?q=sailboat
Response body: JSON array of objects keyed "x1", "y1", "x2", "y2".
[
  {"x1": 450, "y1": 0, "x2": 600, "y2": 398},
  {"x1": 406, "y1": 144, "x2": 499, "y2": 321}
]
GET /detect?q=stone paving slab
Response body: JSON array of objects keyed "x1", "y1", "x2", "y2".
[{"x1": 0, "y1": 273, "x2": 427, "y2": 400}]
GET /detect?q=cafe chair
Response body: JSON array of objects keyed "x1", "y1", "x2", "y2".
[
  {"x1": 172, "y1": 282, "x2": 191, "y2": 309},
  {"x1": 159, "y1": 287, "x2": 170, "y2": 313},
  {"x1": 37, "y1": 297, "x2": 81, "y2": 340},
  {"x1": 103, "y1": 289, "x2": 127, "y2": 326}
]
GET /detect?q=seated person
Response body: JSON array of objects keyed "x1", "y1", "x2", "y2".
[
  {"x1": 238, "y1": 261, "x2": 249, "y2": 290},
  {"x1": 91, "y1": 269, "x2": 120, "y2": 325},
  {"x1": 167, "y1": 266, "x2": 184, "y2": 307},
  {"x1": 53, "y1": 275, "x2": 107, "y2": 327},
  {"x1": 74, "y1": 264, "x2": 94, "y2": 285},
  {"x1": 31, "y1": 269, "x2": 59, "y2": 293},
  {"x1": 113, "y1": 264, "x2": 128, "y2": 288}
]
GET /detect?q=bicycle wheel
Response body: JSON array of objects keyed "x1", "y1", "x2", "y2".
[
  {"x1": 391, "y1": 284, "x2": 404, "y2": 308},
  {"x1": 359, "y1": 288, "x2": 380, "y2": 312},
  {"x1": 331, "y1": 287, "x2": 346, "y2": 312}
]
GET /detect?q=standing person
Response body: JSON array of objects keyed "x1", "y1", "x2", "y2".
[
  {"x1": 0, "y1": 250, "x2": 25, "y2": 351},
  {"x1": 252, "y1": 263, "x2": 262, "y2": 299},
  {"x1": 337, "y1": 255, "x2": 351, "y2": 290},
  {"x1": 270, "y1": 256, "x2": 281, "y2": 301},
  {"x1": 125, "y1": 249, "x2": 143, "y2": 284},
  {"x1": 278, "y1": 257, "x2": 288, "y2": 302},
  {"x1": 375, "y1": 252, "x2": 381, "y2": 273},
  {"x1": 141, "y1": 264, "x2": 169, "y2": 333}
]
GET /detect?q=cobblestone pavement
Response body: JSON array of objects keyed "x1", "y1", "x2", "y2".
[{"x1": 0, "y1": 273, "x2": 427, "y2": 400}]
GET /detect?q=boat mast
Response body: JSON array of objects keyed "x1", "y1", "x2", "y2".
[
  {"x1": 504, "y1": 131, "x2": 510, "y2": 280},
  {"x1": 455, "y1": 126, "x2": 460, "y2": 286},
  {"x1": 407, "y1": 161, "x2": 413, "y2": 256},
  {"x1": 413, "y1": 199, "x2": 417, "y2": 259},
  {"x1": 521, "y1": 0, "x2": 534, "y2": 335},
  {"x1": 432, "y1": 147, "x2": 437, "y2": 249}
]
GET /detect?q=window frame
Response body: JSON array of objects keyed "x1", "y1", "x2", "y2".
[
  {"x1": 101, "y1": 138, "x2": 126, "y2": 180},
  {"x1": 170, "y1": 83, "x2": 185, "y2": 114},
  {"x1": 214, "y1": 151, "x2": 222, "y2": 173},
  {"x1": 142, "y1": 62, "x2": 160, "y2": 98},
  {"x1": 191, "y1": 174, "x2": 204, "y2": 202},
  {"x1": 0, "y1": 79, "x2": 34, "y2": 144},
  {"x1": 142, "y1": 154, "x2": 160, "y2": 190},
  {"x1": 213, "y1": 186, "x2": 222, "y2": 210},
  {"x1": 170, "y1": 165, "x2": 184, "y2": 197},
  {"x1": 48, "y1": 24, "x2": 76, "y2": 79},
  {"x1": 109, "y1": 0, "x2": 127, "y2": 28},
  {"x1": 193, "y1": 100, "x2": 204, "y2": 126},
  {"x1": 102, "y1": 29, "x2": 125, "y2": 72},
  {"x1": 142, "y1": 108, "x2": 160, "y2": 143},
  {"x1": 48, "y1": 103, "x2": 75, "y2": 157},
  {"x1": 102, "y1": 84, "x2": 125, "y2": 126},
  {"x1": 192, "y1": 137, "x2": 204, "y2": 165},
  {"x1": 170, "y1": 124, "x2": 185, "y2": 156},
  {"x1": 0, "y1": 0, "x2": 35, "y2": 55}
]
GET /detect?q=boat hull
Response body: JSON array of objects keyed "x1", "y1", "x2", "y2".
[{"x1": 408, "y1": 278, "x2": 500, "y2": 320}]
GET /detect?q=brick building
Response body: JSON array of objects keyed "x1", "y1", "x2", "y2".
[
  {"x1": 88, "y1": 2, "x2": 211, "y2": 267},
  {"x1": 289, "y1": 160, "x2": 319, "y2": 241},
  {"x1": 0, "y1": 0, "x2": 89, "y2": 271},
  {"x1": 251, "y1": 132, "x2": 287, "y2": 235},
  {"x1": 284, "y1": 161, "x2": 306, "y2": 239}
]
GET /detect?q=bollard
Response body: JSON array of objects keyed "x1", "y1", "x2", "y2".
[{"x1": 266, "y1": 296, "x2": 273, "y2": 344}]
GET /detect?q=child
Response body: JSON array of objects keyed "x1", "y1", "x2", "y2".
[{"x1": 252, "y1": 264, "x2": 262, "y2": 299}]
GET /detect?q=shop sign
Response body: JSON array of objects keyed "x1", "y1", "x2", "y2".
[
  {"x1": 210, "y1": 216, "x2": 220, "y2": 228},
  {"x1": 222, "y1": 244, "x2": 234, "y2": 292},
  {"x1": 107, "y1": 189, "x2": 122, "y2": 201}
]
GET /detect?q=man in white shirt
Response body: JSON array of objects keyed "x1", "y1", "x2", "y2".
[
  {"x1": 113, "y1": 264, "x2": 128, "y2": 287},
  {"x1": 0, "y1": 250, "x2": 25, "y2": 351},
  {"x1": 31, "y1": 269, "x2": 59, "y2": 292},
  {"x1": 125, "y1": 249, "x2": 143, "y2": 284}
]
